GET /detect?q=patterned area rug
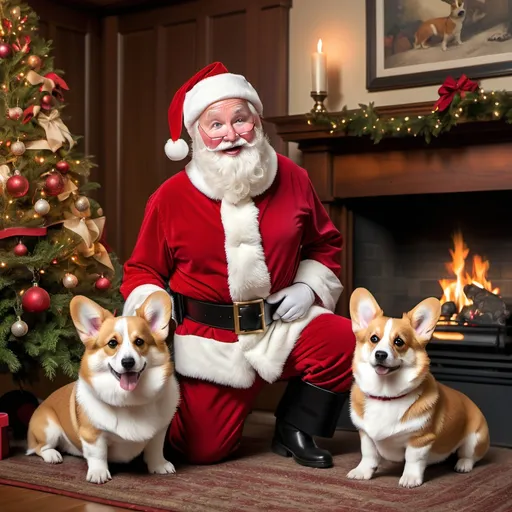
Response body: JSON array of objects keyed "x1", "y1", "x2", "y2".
[{"x1": 0, "y1": 427, "x2": 511, "y2": 512}]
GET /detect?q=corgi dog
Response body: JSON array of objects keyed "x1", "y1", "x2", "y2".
[
  {"x1": 415, "y1": 1, "x2": 466, "y2": 51},
  {"x1": 347, "y1": 288, "x2": 489, "y2": 488},
  {"x1": 26, "y1": 291, "x2": 180, "y2": 484}
]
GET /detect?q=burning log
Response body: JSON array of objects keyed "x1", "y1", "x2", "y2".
[
  {"x1": 457, "y1": 284, "x2": 511, "y2": 326},
  {"x1": 441, "y1": 301, "x2": 457, "y2": 318}
]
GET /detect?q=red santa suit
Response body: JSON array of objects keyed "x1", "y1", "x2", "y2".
[{"x1": 121, "y1": 62, "x2": 355, "y2": 466}]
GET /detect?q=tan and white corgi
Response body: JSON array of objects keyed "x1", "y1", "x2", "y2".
[
  {"x1": 415, "y1": 1, "x2": 466, "y2": 51},
  {"x1": 347, "y1": 288, "x2": 489, "y2": 488},
  {"x1": 26, "y1": 290, "x2": 180, "y2": 484}
]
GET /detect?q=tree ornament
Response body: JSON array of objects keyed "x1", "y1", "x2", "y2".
[
  {"x1": 11, "y1": 140, "x2": 26, "y2": 156},
  {"x1": 44, "y1": 171, "x2": 64, "y2": 196},
  {"x1": 22, "y1": 283, "x2": 51, "y2": 313},
  {"x1": 95, "y1": 276, "x2": 111, "y2": 291},
  {"x1": 11, "y1": 7, "x2": 22, "y2": 19},
  {"x1": 97, "y1": 207, "x2": 104, "y2": 216},
  {"x1": 34, "y1": 198, "x2": 50, "y2": 215},
  {"x1": 55, "y1": 161, "x2": 70, "y2": 174},
  {"x1": 8, "y1": 107, "x2": 23, "y2": 120},
  {"x1": 14, "y1": 241, "x2": 28, "y2": 256},
  {"x1": 0, "y1": 43, "x2": 12, "y2": 59},
  {"x1": 11, "y1": 317, "x2": 28, "y2": 337},
  {"x1": 41, "y1": 94, "x2": 52, "y2": 107},
  {"x1": 27, "y1": 54, "x2": 41, "y2": 70},
  {"x1": 6, "y1": 171, "x2": 29, "y2": 198},
  {"x1": 63, "y1": 273, "x2": 78, "y2": 289},
  {"x1": 74, "y1": 196, "x2": 90, "y2": 212}
]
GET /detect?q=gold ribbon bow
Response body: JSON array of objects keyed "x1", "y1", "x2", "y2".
[
  {"x1": 26, "y1": 70, "x2": 54, "y2": 94},
  {"x1": 63, "y1": 214, "x2": 114, "y2": 271},
  {"x1": 0, "y1": 165, "x2": 10, "y2": 185},
  {"x1": 25, "y1": 110, "x2": 75, "y2": 153}
]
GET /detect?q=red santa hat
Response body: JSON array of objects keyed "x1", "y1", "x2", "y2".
[{"x1": 164, "y1": 62, "x2": 264, "y2": 161}]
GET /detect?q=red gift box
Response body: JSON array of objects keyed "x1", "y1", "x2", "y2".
[{"x1": 0, "y1": 412, "x2": 9, "y2": 460}]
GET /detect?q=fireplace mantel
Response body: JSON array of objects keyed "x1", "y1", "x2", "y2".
[{"x1": 269, "y1": 101, "x2": 512, "y2": 316}]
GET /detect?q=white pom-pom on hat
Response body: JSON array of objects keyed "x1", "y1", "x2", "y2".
[
  {"x1": 164, "y1": 61, "x2": 263, "y2": 162},
  {"x1": 164, "y1": 138, "x2": 189, "y2": 161}
]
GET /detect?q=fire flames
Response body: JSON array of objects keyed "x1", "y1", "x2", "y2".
[{"x1": 439, "y1": 231, "x2": 499, "y2": 313}]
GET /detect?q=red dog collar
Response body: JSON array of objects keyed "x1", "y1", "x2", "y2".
[{"x1": 366, "y1": 393, "x2": 409, "y2": 401}]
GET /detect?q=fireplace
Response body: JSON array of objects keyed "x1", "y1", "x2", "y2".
[{"x1": 270, "y1": 104, "x2": 512, "y2": 447}]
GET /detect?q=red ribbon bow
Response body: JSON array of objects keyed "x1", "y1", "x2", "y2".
[
  {"x1": 433, "y1": 75, "x2": 479, "y2": 112},
  {"x1": 12, "y1": 36, "x2": 30, "y2": 53}
]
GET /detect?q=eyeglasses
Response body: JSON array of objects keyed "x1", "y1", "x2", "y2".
[{"x1": 198, "y1": 120, "x2": 255, "y2": 148}]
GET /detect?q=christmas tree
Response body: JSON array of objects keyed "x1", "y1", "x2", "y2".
[{"x1": 0, "y1": 0, "x2": 123, "y2": 382}]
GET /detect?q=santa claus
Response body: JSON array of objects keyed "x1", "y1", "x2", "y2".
[{"x1": 121, "y1": 62, "x2": 356, "y2": 468}]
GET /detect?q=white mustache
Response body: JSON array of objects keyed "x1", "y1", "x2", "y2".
[{"x1": 207, "y1": 137, "x2": 249, "y2": 153}]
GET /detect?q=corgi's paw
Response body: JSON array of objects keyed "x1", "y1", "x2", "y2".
[
  {"x1": 347, "y1": 464, "x2": 375, "y2": 480},
  {"x1": 399, "y1": 471, "x2": 423, "y2": 488},
  {"x1": 86, "y1": 467, "x2": 112, "y2": 485},
  {"x1": 41, "y1": 448, "x2": 63, "y2": 464},
  {"x1": 455, "y1": 458, "x2": 474, "y2": 473},
  {"x1": 148, "y1": 459, "x2": 176, "y2": 475}
]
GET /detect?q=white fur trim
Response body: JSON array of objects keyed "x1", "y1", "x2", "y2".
[
  {"x1": 164, "y1": 138, "x2": 189, "y2": 161},
  {"x1": 183, "y1": 73, "x2": 263, "y2": 131},
  {"x1": 173, "y1": 305, "x2": 330, "y2": 387},
  {"x1": 185, "y1": 143, "x2": 278, "y2": 201},
  {"x1": 122, "y1": 284, "x2": 166, "y2": 316},
  {"x1": 293, "y1": 259, "x2": 343, "y2": 312},
  {"x1": 173, "y1": 333, "x2": 256, "y2": 388},
  {"x1": 221, "y1": 198, "x2": 271, "y2": 302}
]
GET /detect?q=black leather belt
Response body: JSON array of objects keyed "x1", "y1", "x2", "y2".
[{"x1": 173, "y1": 293, "x2": 277, "y2": 335}]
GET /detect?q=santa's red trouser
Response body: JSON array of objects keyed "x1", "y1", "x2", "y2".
[{"x1": 168, "y1": 313, "x2": 356, "y2": 464}]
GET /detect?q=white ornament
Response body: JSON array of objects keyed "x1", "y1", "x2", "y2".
[
  {"x1": 63, "y1": 273, "x2": 78, "y2": 289},
  {"x1": 34, "y1": 198, "x2": 50, "y2": 215},
  {"x1": 11, "y1": 318, "x2": 28, "y2": 337},
  {"x1": 11, "y1": 140, "x2": 26, "y2": 156},
  {"x1": 8, "y1": 107, "x2": 23, "y2": 120},
  {"x1": 74, "y1": 196, "x2": 90, "y2": 212}
]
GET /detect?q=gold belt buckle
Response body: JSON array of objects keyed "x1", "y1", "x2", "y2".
[{"x1": 233, "y1": 299, "x2": 266, "y2": 335}]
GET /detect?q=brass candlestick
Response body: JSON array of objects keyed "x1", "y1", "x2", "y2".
[{"x1": 310, "y1": 91, "x2": 327, "y2": 113}]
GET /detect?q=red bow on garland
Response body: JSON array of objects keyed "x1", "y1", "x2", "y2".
[
  {"x1": 433, "y1": 75, "x2": 479, "y2": 112},
  {"x1": 12, "y1": 35, "x2": 30, "y2": 53}
]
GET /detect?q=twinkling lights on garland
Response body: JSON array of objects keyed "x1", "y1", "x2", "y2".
[{"x1": 307, "y1": 75, "x2": 512, "y2": 144}]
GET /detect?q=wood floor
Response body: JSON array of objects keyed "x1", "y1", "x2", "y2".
[{"x1": 0, "y1": 484, "x2": 129, "y2": 511}]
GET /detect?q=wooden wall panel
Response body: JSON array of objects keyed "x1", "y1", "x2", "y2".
[{"x1": 209, "y1": 11, "x2": 247, "y2": 72}]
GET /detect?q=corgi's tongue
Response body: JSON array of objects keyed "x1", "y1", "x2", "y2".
[
  {"x1": 375, "y1": 365, "x2": 391, "y2": 375},
  {"x1": 120, "y1": 372, "x2": 139, "y2": 391}
]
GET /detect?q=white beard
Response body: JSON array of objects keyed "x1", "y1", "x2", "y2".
[{"x1": 191, "y1": 126, "x2": 275, "y2": 205}]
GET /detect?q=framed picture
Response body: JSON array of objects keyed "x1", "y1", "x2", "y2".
[{"x1": 366, "y1": 0, "x2": 512, "y2": 91}]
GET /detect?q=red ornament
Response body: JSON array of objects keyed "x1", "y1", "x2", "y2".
[
  {"x1": 6, "y1": 173, "x2": 29, "y2": 198},
  {"x1": 56, "y1": 161, "x2": 70, "y2": 174},
  {"x1": 22, "y1": 284, "x2": 51, "y2": 313},
  {"x1": 95, "y1": 276, "x2": 111, "y2": 291},
  {"x1": 0, "y1": 43, "x2": 12, "y2": 59},
  {"x1": 41, "y1": 94, "x2": 52, "y2": 108},
  {"x1": 14, "y1": 242, "x2": 28, "y2": 256},
  {"x1": 44, "y1": 172, "x2": 65, "y2": 196}
]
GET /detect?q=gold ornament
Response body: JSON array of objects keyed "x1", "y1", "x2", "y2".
[
  {"x1": 63, "y1": 273, "x2": 78, "y2": 289},
  {"x1": 11, "y1": 317, "x2": 28, "y2": 337},
  {"x1": 74, "y1": 196, "x2": 90, "y2": 212},
  {"x1": 27, "y1": 55, "x2": 42, "y2": 70},
  {"x1": 11, "y1": 7, "x2": 21, "y2": 19},
  {"x1": 11, "y1": 140, "x2": 26, "y2": 156}
]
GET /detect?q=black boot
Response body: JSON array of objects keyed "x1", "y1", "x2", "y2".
[{"x1": 271, "y1": 378, "x2": 348, "y2": 469}]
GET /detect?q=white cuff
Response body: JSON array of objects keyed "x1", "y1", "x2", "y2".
[
  {"x1": 122, "y1": 284, "x2": 166, "y2": 316},
  {"x1": 293, "y1": 259, "x2": 343, "y2": 312}
]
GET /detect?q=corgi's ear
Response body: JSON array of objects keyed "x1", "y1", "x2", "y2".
[
  {"x1": 136, "y1": 290, "x2": 172, "y2": 340},
  {"x1": 70, "y1": 296, "x2": 113, "y2": 344},
  {"x1": 406, "y1": 297, "x2": 441, "y2": 344},
  {"x1": 350, "y1": 288, "x2": 383, "y2": 333}
]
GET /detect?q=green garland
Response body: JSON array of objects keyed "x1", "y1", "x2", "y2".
[{"x1": 307, "y1": 87, "x2": 512, "y2": 144}]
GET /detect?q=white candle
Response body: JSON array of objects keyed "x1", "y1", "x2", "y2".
[{"x1": 311, "y1": 39, "x2": 327, "y2": 92}]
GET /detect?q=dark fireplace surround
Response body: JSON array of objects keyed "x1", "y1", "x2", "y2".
[{"x1": 270, "y1": 103, "x2": 512, "y2": 447}]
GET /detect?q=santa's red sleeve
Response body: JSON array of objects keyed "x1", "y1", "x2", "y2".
[
  {"x1": 293, "y1": 179, "x2": 344, "y2": 312},
  {"x1": 120, "y1": 191, "x2": 173, "y2": 315}
]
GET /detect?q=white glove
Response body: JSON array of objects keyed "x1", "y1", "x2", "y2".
[{"x1": 266, "y1": 283, "x2": 315, "y2": 323}]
